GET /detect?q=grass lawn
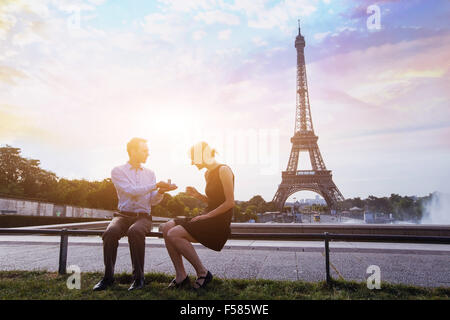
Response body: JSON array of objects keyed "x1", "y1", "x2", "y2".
[{"x1": 0, "y1": 271, "x2": 448, "y2": 300}]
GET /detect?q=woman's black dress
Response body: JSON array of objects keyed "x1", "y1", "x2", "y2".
[{"x1": 176, "y1": 164, "x2": 234, "y2": 251}]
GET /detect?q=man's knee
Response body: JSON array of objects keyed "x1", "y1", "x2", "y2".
[
  {"x1": 127, "y1": 224, "x2": 147, "y2": 240},
  {"x1": 102, "y1": 225, "x2": 122, "y2": 241}
]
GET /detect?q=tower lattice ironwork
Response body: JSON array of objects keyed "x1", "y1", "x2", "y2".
[{"x1": 272, "y1": 21, "x2": 344, "y2": 211}]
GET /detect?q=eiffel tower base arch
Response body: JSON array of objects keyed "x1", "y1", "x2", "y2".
[{"x1": 273, "y1": 172, "x2": 344, "y2": 213}]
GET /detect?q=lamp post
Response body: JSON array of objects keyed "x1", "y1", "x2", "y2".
[{"x1": 293, "y1": 197, "x2": 296, "y2": 222}]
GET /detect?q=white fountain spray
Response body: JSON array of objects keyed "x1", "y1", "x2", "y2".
[{"x1": 421, "y1": 192, "x2": 450, "y2": 225}]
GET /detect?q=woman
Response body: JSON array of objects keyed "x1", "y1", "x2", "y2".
[{"x1": 161, "y1": 141, "x2": 235, "y2": 289}]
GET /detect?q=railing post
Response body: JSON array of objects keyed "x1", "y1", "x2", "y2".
[
  {"x1": 58, "y1": 229, "x2": 68, "y2": 275},
  {"x1": 324, "y1": 232, "x2": 331, "y2": 286}
]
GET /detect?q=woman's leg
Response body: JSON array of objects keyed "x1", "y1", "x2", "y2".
[
  {"x1": 166, "y1": 226, "x2": 208, "y2": 287},
  {"x1": 161, "y1": 221, "x2": 187, "y2": 282}
]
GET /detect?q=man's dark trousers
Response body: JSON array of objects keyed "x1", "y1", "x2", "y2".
[{"x1": 102, "y1": 214, "x2": 152, "y2": 280}]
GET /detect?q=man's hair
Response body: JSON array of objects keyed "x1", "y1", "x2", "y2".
[{"x1": 127, "y1": 137, "x2": 147, "y2": 157}]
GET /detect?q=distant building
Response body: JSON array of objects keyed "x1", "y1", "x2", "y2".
[
  {"x1": 0, "y1": 196, "x2": 113, "y2": 219},
  {"x1": 364, "y1": 211, "x2": 394, "y2": 224},
  {"x1": 257, "y1": 212, "x2": 276, "y2": 223}
]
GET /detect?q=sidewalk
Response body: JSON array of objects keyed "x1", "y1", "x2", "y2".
[
  {"x1": 1, "y1": 235, "x2": 449, "y2": 288},
  {"x1": 1, "y1": 235, "x2": 449, "y2": 254}
]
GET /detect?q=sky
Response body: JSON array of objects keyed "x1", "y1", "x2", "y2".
[{"x1": 1, "y1": 0, "x2": 449, "y2": 202}]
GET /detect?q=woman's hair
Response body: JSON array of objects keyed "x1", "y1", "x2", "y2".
[{"x1": 190, "y1": 141, "x2": 217, "y2": 165}]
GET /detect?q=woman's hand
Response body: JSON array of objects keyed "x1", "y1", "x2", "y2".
[
  {"x1": 186, "y1": 186, "x2": 199, "y2": 197},
  {"x1": 190, "y1": 213, "x2": 210, "y2": 222},
  {"x1": 186, "y1": 186, "x2": 208, "y2": 204}
]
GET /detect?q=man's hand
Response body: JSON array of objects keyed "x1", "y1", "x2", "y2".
[
  {"x1": 157, "y1": 181, "x2": 178, "y2": 194},
  {"x1": 156, "y1": 181, "x2": 170, "y2": 189},
  {"x1": 157, "y1": 187, "x2": 169, "y2": 194}
]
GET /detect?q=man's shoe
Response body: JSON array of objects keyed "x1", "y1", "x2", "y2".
[
  {"x1": 93, "y1": 277, "x2": 114, "y2": 291},
  {"x1": 128, "y1": 278, "x2": 145, "y2": 291}
]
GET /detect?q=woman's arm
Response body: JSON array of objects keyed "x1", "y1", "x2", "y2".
[{"x1": 202, "y1": 166, "x2": 235, "y2": 219}]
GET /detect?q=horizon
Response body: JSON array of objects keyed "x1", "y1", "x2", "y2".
[
  {"x1": 0, "y1": 143, "x2": 445, "y2": 203},
  {"x1": 1, "y1": 0, "x2": 449, "y2": 202}
]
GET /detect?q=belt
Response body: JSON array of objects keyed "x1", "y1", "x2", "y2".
[{"x1": 115, "y1": 211, "x2": 152, "y2": 219}]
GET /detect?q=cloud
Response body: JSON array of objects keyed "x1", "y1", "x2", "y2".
[
  {"x1": 11, "y1": 20, "x2": 45, "y2": 46},
  {"x1": 229, "y1": 0, "x2": 316, "y2": 31},
  {"x1": 192, "y1": 30, "x2": 207, "y2": 41},
  {"x1": 141, "y1": 13, "x2": 184, "y2": 42},
  {"x1": 0, "y1": 8, "x2": 17, "y2": 40},
  {"x1": 0, "y1": 65, "x2": 26, "y2": 84},
  {"x1": 0, "y1": 104, "x2": 55, "y2": 143},
  {"x1": 194, "y1": 10, "x2": 240, "y2": 25},
  {"x1": 157, "y1": 0, "x2": 217, "y2": 12},
  {"x1": 252, "y1": 36, "x2": 268, "y2": 47},
  {"x1": 342, "y1": 0, "x2": 401, "y2": 20},
  {"x1": 313, "y1": 31, "x2": 331, "y2": 41},
  {"x1": 218, "y1": 29, "x2": 231, "y2": 40},
  {"x1": 306, "y1": 32, "x2": 450, "y2": 145}
]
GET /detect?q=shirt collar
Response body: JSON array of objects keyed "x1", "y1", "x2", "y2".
[{"x1": 126, "y1": 162, "x2": 143, "y2": 171}]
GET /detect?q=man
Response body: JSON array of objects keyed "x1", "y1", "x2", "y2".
[{"x1": 93, "y1": 137, "x2": 176, "y2": 291}]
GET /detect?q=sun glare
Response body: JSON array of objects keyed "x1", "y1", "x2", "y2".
[{"x1": 147, "y1": 107, "x2": 204, "y2": 135}]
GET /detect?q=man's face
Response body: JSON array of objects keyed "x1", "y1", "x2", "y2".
[{"x1": 132, "y1": 142, "x2": 149, "y2": 164}]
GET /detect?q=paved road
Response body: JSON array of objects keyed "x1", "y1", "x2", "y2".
[{"x1": 0, "y1": 236, "x2": 449, "y2": 288}]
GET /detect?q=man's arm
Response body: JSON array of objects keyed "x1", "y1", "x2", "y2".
[
  {"x1": 149, "y1": 171, "x2": 164, "y2": 206},
  {"x1": 111, "y1": 167, "x2": 157, "y2": 197},
  {"x1": 150, "y1": 189, "x2": 164, "y2": 206}
]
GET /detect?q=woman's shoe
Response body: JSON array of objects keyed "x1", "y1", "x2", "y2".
[
  {"x1": 167, "y1": 275, "x2": 190, "y2": 289},
  {"x1": 193, "y1": 271, "x2": 213, "y2": 290}
]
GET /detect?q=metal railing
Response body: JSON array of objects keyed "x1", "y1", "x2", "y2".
[{"x1": 0, "y1": 228, "x2": 449, "y2": 285}]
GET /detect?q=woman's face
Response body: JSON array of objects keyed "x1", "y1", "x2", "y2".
[
  {"x1": 191, "y1": 158, "x2": 205, "y2": 170},
  {"x1": 190, "y1": 145, "x2": 214, "y2": 170}
]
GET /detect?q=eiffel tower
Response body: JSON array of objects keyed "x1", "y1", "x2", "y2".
[{"x1": 273, "y1": 21, "x2": 344, "y2": 211}]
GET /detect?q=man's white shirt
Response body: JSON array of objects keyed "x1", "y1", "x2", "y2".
[{"x1": 111, "y1": 162, "x2": 164, "y2": 214}]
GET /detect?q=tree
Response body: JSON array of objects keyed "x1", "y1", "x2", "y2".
[
  {"x1": 310, "y1": 204, "x2": 328, "y2": 213},
  {"x1": 262, "y1": 201, "x2": 277, "y2": 212},
  {"x1": 0, "y1": 145, "x2": 58, "y2": 198},
  {"x1": 232, "y1": 205, "x2": 243, "y2": 222},
  {"x1": 247, "y1": 195, "x2": 266, "y2": 212},
  {"x1": 173, "y1": 192, "x2": 205, "y2": 210},
  {"x1": 246, "y1": 205, "x2": 257, "y2": 214},
  {"x1": 86, "y1": 179, "x2": 117, "y2": 210},
  {"x1": 191, "y1": 207, "x2": 201, "y2": 218},
  {"x1": 167, "y1": 197, "x2": 186, "y2": 218},
  {"x1": 244, "y1": 208, "x2": 257, "y2": 222},
  {"x1": 0, "y1": 146, "x2": 25, "y2": 194}
]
